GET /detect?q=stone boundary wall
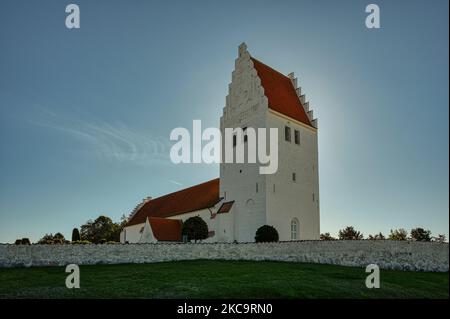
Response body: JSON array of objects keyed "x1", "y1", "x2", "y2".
[{"x1": 0, "y1": 241, "x2": 448, "y2": 272}]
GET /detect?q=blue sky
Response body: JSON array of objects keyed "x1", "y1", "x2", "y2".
[{"x1": 0, "y1": 0, "x2": 448, "y2": 243}]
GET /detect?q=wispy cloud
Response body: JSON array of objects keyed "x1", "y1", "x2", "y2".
[
  {"x1": 29, "y1": 106, "x2": 172, "y2": 166},
  {"x1": 168, "y1": 179, "x2": 182, "y2": 186}
]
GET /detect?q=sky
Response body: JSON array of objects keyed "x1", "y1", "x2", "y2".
[{"x1": 0, "y1": 0, "x2": 448, "y2": 243}]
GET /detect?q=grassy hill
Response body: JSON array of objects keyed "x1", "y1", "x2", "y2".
[{"x1": 0, "y1": 260, "x2": 448, "y2": 298}]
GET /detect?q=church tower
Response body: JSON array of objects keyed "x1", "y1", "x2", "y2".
[{"x1": 220, "y1": 43, "x2": 320, "y2": 242}]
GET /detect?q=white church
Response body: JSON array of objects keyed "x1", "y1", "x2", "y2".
[{"x1": 121, "y1": 43, "x2": 320, "y2": 243}]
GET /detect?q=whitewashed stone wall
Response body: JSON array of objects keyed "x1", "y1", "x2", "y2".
[{"x1": 0, "y1": 241, "x2": 448, "y2": 272}]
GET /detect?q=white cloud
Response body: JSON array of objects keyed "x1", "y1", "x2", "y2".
[{"x1": 29, "y1": 106, "x2": 172, "y2": 166}]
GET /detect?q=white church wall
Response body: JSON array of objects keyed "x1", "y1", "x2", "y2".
[
  {"x1": 265, "y1": 110, "x2": 320, "y2": 241},
  {"x1": 214, "y1": 210, "x2": 235, "y2": 242},
  {"x1": 122, "y1": 223, "x2": 145, "y2": 243}
]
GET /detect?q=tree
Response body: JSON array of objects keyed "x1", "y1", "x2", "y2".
[
  {"x1": 38, "y1": 233, "x2": 54, "y2": 244},
  {"x1": 432, "y1": 234, "x2": 447, "y2": 243},
  {"x1": 255, "y1": 225, "x2": 279, "y2": 243},
  {"x1": 182, "y1": 216, "x2": 208, "y2": 243},
  {"x1": 80, "y1": 215, "x2": 119, "y2": 244},
  {"x1": 71, "y1": 228, "x2": 81, "y2": 242},
  {"x1": 338, "y1": 226, "x2": 363, "y2": 240},
  {"x1": 320, "y1": 232, "x2": 336, "y2": 241},
  {"x1": 119, "y1": 214, "x2": 129, "y2": 229},
  {"x1": 37, "y1": 233, "x2": 67, "y2": 244},
  {"x1": 53, "y1": 232, "x2": 66, "y2": 244},
  {"x1": 410, "y1": 228, "x2": 432, "y2": 242},
  {"x1": 388, "y1": 228, "x2": 408, "y2": 241},
  {"x1": 14, "y1": 238, "x2": 31, "y2": 245},
  {"x1": 368, "y1": 232, "x2": 385, "y2": 240}
]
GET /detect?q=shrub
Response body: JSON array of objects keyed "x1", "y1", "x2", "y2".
[
  {"x1": 38, "y1": 233, "x2": 68, "y2": 244},
  {"x1": 388, "y1": 228, "x2": 408, "y2": 241},
  {"x1": 320, "y1": 232, "x2": 336, "y2": 241},
  {"x1": 38, "y1": 233, "x2": 55, "y2": 244},
  {"x1": 52, "y1": 233, "x2": 66, "y2": 244},
  {"x1": 21, "y1": 238, "x2": 31, "y2": 245},
  {"x1": 410, "y1": 228, "x2": 432, "y2": 242},
  {"x1": 182, "y1": 216, "x2": 208, "y2": 243},
  {"x1": 106, "y1": 241, "x2": 120, "y2": 244},
  {"x1": 71, "y1": 240, "x2": 91, "y2": 245},
  {"x1": 14, "y1": 239, "x2": 22, "y2": 245},
  {"x1": 432, "y1": 234, "x2": 447, "y2": 243},
  {"x1": 368, "y1": 232, "x2": 385, "y2": 240},
  {"x1": 338, "y1": 226, "x2": 363, "y2": 240},
  {"x1": 71, "y1": 228, "x2": 81, "y2": 242},
  {"x1": 255, "y1": 225, "x2": 279, "y2": 243}
]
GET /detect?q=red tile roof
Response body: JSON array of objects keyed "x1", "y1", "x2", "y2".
[
  {"x1": 217, "y1": 201, "x2": 234, "y2": 214},
  {"x1": 148, "y1": 217, "x2": 182, "y2": 242},
  {"x1": 251, "y1": 57, "x2": 313, "y2": 127},
  {"x1": 127, "y1": 178, "x2": 220, "y2": 226}
]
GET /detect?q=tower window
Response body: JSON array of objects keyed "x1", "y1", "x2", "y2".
[
  {"x1": 291, "y1": 218, "x2": 299, "y2": 240},
  {"x1": 285, "y1": 126, "x2": 291, "y2": 142},
  {"x1": 294, "y1": 130, "x2": 300, "y2": 145},
  {"x1": 292, "y1": 173, "x2": 296, "y2": 182},
  {"x1": 312, "y1": 193, "x2": 315, "y2": 202},
  {"x1": 243, "y1": 127, "x2": 248, "y2": 143},
  {"x1": 256, "y1": 183, "x2": 258, "y2": 193},
  {"x1": 273, "y1": 184, "x2": 276, "y2": 193},
  {"x1": 233, "y1": 135, "x2": 237, "y2": 147}
]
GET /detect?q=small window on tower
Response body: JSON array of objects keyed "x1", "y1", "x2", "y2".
[
  {"x1": 285, "y1": 126, "x2": 291, "y2": 142},
  {"x1": 294, "y1": 130, "x2": 300, "y2": 145},
  {"x1": 292, "y1": 173, "x2": 296, "y2": 182},
  {"x1": 256, "y1": 183, "x2": 258, "y2": 193},
  {"x1": 233, "y1": 135, "x2": 237, "y2": 147},
  {"x1": 291, "y1": 218, "x2": 299, "y2": 240}
]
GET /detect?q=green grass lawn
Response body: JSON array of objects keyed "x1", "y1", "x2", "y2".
[{"x1": 0, "y1": 260, "x2": 448, "y2": 299}]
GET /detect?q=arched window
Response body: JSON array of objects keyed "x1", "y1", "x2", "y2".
[{"x1": 291, "y1": 218, "x2": 299, "y2": 240}]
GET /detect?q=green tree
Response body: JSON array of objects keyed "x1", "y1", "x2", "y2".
[
  {"x1": 21, "y1": 238, "x2": 31, "y2": 245},
  {"x1": 80, "y1": 215, "x2": 120, "y2": 244},
  {"x1": 37, "y1": 233, "x2": 66, "y2": 244},
  {"x1": 388, "y1": 228, "x2": 408, "y2": 241},
  {"x1": 255, "y1": 225, "x2": 279, "y2": 243},
  {"x1": 71, "y1": 228, "x2": 81, "y2": 242},
  {"x1": 320, "y1": 232, "x2": 336, "y2": 241},
  {"x1": 432, "y1": 234, "x2": 447, "y2": 243},
  {"x1": 182, "y1": 216, "x2": 208, "y2": 243},
  {"x1": 410, "y1": 228, "x2": 432, "y2": 242},
  {"x1": 53, "y1": 232, "x2": 66, "y2": 244},
  {"x1": 368, "y1": 232, "x2": 385, "y2": 240},
  {"x1": 338, "y1": 226, "x2": 363, "y2": 240}
]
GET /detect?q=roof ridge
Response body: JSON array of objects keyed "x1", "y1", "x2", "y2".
[
  {"x1": 250, "y1": 55, "x2": 314, "y2": 127},
  {"x1": 127, "y1": 177, "x2": 220, "y2": 225},
  {"x1": 147, "y1": 178, "x2": 219, "y2": 202},
  {"x1": 250, "y1": 56, "x2": 290, "y2": 79}
]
